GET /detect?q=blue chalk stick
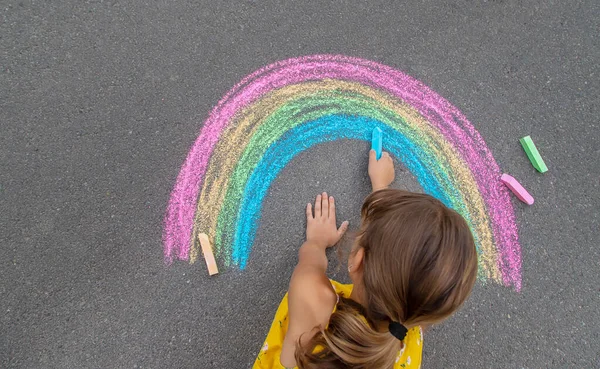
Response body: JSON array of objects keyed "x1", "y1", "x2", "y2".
[{"x1": 372, "y1": 127, "x2": 383, "y2": 160}]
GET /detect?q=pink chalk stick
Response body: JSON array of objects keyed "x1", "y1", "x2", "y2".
[{"x1": 501, "y1": 174, "x2": 534, "y2": 205}]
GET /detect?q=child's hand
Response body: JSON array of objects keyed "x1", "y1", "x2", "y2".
[
  {"x1": 306, "y1": 192, "x2": 349, "y2": 249},
  {"x1": 368, "y1": 149, "x2": 395, "y2": 191}
]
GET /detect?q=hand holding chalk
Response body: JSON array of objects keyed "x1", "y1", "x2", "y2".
[{"x1": 368, "y1": 149, "x2": 395, "y2": 192}]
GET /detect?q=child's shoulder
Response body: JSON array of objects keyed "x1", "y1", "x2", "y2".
[{"x1": 329, "y1": 279, "x2": 353, "y2": 297}]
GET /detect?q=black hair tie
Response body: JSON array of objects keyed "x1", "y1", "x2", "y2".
[{"x1": 388, "y1": 321, "x2": 408, "y2": 341}]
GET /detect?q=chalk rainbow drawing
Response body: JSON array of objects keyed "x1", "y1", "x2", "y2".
[{"x1": 163, "y1": 55, "x2": 522, "y2": 291}]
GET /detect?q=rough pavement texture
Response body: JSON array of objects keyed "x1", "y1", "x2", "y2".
[{"x1": 1, "y1": 0, "x2": 598, "y2": 368}]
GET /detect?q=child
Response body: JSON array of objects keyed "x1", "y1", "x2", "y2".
[{"x1": 254, "y1": 150, "x2": 478, "y2": 369}]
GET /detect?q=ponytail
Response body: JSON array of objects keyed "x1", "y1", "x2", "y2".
[{"x1": 295, "y1": 297, "x2": 400, "y2": 369}]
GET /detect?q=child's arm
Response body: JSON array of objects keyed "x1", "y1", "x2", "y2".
[
  {"x1": 368, "y1": 149, "x2": 395, "y2": 191},
  {"x1": 279, "y1": 192, "x2": 349, "y2": 367}
]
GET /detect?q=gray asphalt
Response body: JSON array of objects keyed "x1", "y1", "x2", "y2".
[{"x1": 1, "y1": 1, "x2": 599, "y2": 368}]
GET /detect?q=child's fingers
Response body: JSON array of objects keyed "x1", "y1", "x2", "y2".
[
  {"x1": 321, "y1": 192, "x2": 328, "y2": 217},
  {"x1": 306, "y1": 203, "x2": 313, "y2": 220},
  {"x1": 337, "y1": 221, "x2": 349, "y2": 238},
  {"x1": 369, "y1": 149, "x2": 377, "y2": 162},
  {"x1": 329, "y1": 196, "x2": 336, "y2": 221},
  {"x1": 382, "y1": 151, "x2": 390, "y2": 159},
  {"x1": 315, "y1": 194, "x2": 322, "y2": 217}
]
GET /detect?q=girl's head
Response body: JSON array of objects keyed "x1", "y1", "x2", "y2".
[
  {"x1": 348, "y1": 188, "x2": 478, "y2": 326},
  {"x1": 296, "y1": 189, "x2": 478, "y2": 369}
]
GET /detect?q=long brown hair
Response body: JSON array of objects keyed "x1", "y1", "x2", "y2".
[{"x1": 296, "y1": 189, "x2": 478, "y2": 369}]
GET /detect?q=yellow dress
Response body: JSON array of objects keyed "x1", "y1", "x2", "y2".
[{"x1": 253, "y1": 280, "x2": 423, "y2": 369}]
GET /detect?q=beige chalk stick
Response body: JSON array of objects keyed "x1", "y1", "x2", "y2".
[{"x1": 198, "y1": 233, "x2": 218, "y2": 276}]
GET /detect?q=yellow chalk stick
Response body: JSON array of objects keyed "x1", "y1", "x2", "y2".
[{"x1": 198, "y1": 233, "x2": 218, "y2": 276}]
